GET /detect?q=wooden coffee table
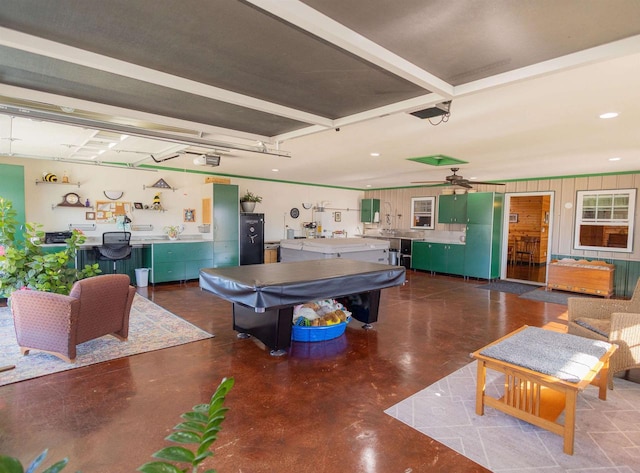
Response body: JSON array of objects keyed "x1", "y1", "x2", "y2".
[{"x1": 471, "y1": 325, "x2": 616, "y2": 455}]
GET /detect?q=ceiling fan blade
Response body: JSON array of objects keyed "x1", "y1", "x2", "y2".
[
  {"x1": 470, "y1": 181, "x2": 506, "y2": 186},
  {"x1": 454, "y1": 181, "x2": 473, "y2": 189},
  {"x1": 410, "y1": 180, "x2": 447, "y2": 184}
]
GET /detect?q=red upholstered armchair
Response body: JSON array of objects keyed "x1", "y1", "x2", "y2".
[{"x1": 10, "y1": 274, "x2": 136, "y2": 362}]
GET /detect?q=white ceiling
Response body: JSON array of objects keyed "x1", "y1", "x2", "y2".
[{"x1": 0, "y1": 0, "x2": 639, "y2": 189}]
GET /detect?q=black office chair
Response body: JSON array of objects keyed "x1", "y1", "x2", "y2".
[{"x1": 95, "y1": 232, "x2": 132, "y2": 273}]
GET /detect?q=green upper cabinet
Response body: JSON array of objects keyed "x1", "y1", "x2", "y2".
[
  {"x1": 463, "y1": 192, "x2": 503, "y2": 279},
  {"x1": 202, "y1": 183, "x2": 239, "y2": 268},
  {"x1": 438, "y1": 194, "x2": 467, "y2": 223},
  {"x1": 360, "y1": 198, "x2": 380, "y2": 223},
  {"x1": 466, "y1": 192, "x2": 496, "y2": 224},
  {"x1": 0, "y1": 163, "x2": 26, "y2": 233},
  {"x1": 211, "y1": 184, "x2": 239, "y2": 242}
]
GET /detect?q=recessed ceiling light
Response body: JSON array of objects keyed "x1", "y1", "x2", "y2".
[
  {"x1": 370, "y1": 152, "x2": 380, "y2": 157},
  {"x1": 366, "y1": 184, "x2": 372, "y2": 188},
  {"x1": 599, "y1": 112, "x2": 619, "y2": 119},
  {"x1": 272, "y1": 168, "x2": 279, "y2": 172},
  {"x1": 608, "y1": 157, "x2": 622, "y2": 161},
  {"x1": 469, "y1": 177, "x2": 477, "y2": 180}
]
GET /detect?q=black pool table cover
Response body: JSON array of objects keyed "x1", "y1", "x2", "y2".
[{"x1": 199, "y1": 258, "x2": 406, "y2": 311}]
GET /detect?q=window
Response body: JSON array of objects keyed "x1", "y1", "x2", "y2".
[
  {"x1": 574, "y1": 189, "x2": 636, "y2": 252},
  {"x1": 410, "y1": 197, "x2": 435, "y2": 229}
]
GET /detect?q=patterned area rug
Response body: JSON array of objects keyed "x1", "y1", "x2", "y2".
[
  {"x1": 385, "y1": 362, "x2": 640, "y2": 472},
  {"x1": 0, "y1": 294, "x2": 213, "y2": 387}
]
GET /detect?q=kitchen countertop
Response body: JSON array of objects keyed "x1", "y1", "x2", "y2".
[{"x1": 42, "y1": 237, "x2": 211, "y2": 248}]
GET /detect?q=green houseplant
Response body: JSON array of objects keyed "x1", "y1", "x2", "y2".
[
  {"x1": 0, "y1": 198, "x2": 101, "y2": 297},
  {"x1": 239, "y1": 191, "x2": 262, "y2": 213},
  {"x1": 0, "y1": 377, "x2": 235, "y2": 473}
]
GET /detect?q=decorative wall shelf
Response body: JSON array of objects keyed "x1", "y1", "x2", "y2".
[
  {"x1": 131, "y1": 224, "x2": 154, "y2": 231},
  {"x1": 52, "y1": 204, "x2": 94, "y2": 210},
  {"x1": 143, "y1": 184, "x2": 177, "y2": 192},
  {"x1": 36, "y1": 179, "x2": 81, "y2": 188},
  {"x1": 69, "y1": 223, "x2": 96, "y2": 231}
]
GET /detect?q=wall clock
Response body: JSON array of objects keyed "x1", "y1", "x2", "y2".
[{"x1": 290, "y1": 207, "x2": 300, "y2": 219}]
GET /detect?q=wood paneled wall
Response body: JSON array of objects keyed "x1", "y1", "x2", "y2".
[{"x1": 365, "y1": 173, "x2": 640, "y2": 263}]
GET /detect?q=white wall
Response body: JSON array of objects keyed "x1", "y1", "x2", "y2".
[{"x1": 0, "y1": 157, "x2": 364, "y2": 243}]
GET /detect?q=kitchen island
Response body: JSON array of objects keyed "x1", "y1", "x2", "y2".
[{"x1": 200, "y1": 258, "x2": 406, "y2": 355}]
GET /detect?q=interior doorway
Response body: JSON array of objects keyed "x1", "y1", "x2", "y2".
[{"x1": 501, "y1": 192, "x2": 553, "y2": 284}]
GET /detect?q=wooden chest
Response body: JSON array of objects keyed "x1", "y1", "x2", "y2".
[{"x1": 547, "y1": 258, "x2": 614, "y2": 298}]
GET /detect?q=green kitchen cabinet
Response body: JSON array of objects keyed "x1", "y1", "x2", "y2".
[
  {"x1": 204, "y1": 183, "x2": 239, "y2": 267},
  {"x1": 411, "y1": 241, "x2": 464, "y2": 275},
  {"x1": 411, "y1": 241, "x2": 430, "y2": 270},
  {"x1": 360, "y1": 198, "x2": 380, "y2": 223},
  {"x1": 150, "y1": 242, "x2": 214, "y2": 283},
  {"x1": 466, "y1": 192, "x2": 497, "y2": 224},
  {"x1": 438, "y1": 194, "x2": 467, "y2": 223},
  {"x1": 464, "y1": 193, "x2": 503, "y2": 279}
]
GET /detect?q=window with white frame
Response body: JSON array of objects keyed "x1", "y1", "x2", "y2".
[
  {"x1": 574, "y1": 189, "x2": 636, "y2": 252},
  {"x1": 410, "y1": 197, "x2": 435, "y2": 229}
]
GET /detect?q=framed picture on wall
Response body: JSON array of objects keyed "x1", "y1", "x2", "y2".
[
  {"x1": 184, "y1": 208, "x2": 196, "y2": 222},
  {"x1": 134, "y1": 202, "x2": 143, "y2": 209},
  {"x1": 509, "y1": 213, "x2": 519, "y2": 223},
  {"x1": 85, "y1": 211, "x2": 96, "y2": 220}
]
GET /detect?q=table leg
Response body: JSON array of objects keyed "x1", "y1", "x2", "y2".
[
  {"x1": 598, "y1": 359, "x2": 609, "y2": 400},
  {"x1": 563, "y1": 390, "x2": 577, "y2": 455},
  {"x1": 232, "y1": 303, "x2": 293, "y2": 353},
  {"x1": 475, "y1": 360, "x2": 487, "y2": 416}
]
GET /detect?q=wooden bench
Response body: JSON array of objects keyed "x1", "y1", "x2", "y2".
[
  {"x1": 547, "y1": 258, "x2": 614, "y2": 298},
  {"x1": 471, "y1": 326, "x2": 616, "y2": 455}
]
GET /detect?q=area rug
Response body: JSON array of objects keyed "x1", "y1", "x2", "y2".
[
  {"x1": 519, "y1": 287, "x2": 598, "y2": 305},
  {"x1": 385, "y1": 362, "x2": 640, "y2": 472},
  {"x1": 476, "y1": 281, "x2": 537, "y2": 295},
  {"x1": 0, "y1": 294, "x2": 214, "y2": 387}
]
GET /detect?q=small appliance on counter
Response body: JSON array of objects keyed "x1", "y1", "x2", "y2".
[{"x1": 44, "y1": 231, "x2": 73, "y2": 244}]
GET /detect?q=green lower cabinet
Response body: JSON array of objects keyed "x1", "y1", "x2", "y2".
[
  {"x1": 411, "y1": 242, "x2": 430, "y2": 270},
  {"x1": 411, "y1": 242, "x2": 464, "y2": 275},
  {"x1": 151, "y1": 242, "x2": 214, "y2": 283},
  {"x1": 464, "y1": 225, "x2": 496, "y2": 278},
  {"x1": 213, "y1": 240, "x2": 239, "y2": 268}
]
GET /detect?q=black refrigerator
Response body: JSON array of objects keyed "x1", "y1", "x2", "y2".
[{"x1": 239, "y1": 213, "x2": 265, "y2": 265}]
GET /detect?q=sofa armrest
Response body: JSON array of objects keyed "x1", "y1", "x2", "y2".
[
  {"x1": 567, "y1": 297, "x2": 632, "y2": 322},
  {"x1": 610, "y1": 312, "x2": 640, "y2": 340}
]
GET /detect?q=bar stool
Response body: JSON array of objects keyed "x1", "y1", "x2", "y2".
[{"x1": 94, "y1": 231, "x2": 132, "y2": 273}]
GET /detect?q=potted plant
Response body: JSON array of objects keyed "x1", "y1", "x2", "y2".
[
  {"x1": 240, "y1": 191, "x2": 262, "y2": 213},
  {"x1": 0, "y1": 198, "x2": 101, "y2": 297}
]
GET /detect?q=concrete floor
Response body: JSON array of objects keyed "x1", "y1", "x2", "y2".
[{"x1": 0, "y1": 270, "x2": 586, "y2": 472}]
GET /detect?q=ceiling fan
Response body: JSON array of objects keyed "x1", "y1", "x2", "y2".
[{"x1": 412, "y1": 167, "x2": 505, "y2": 189}]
